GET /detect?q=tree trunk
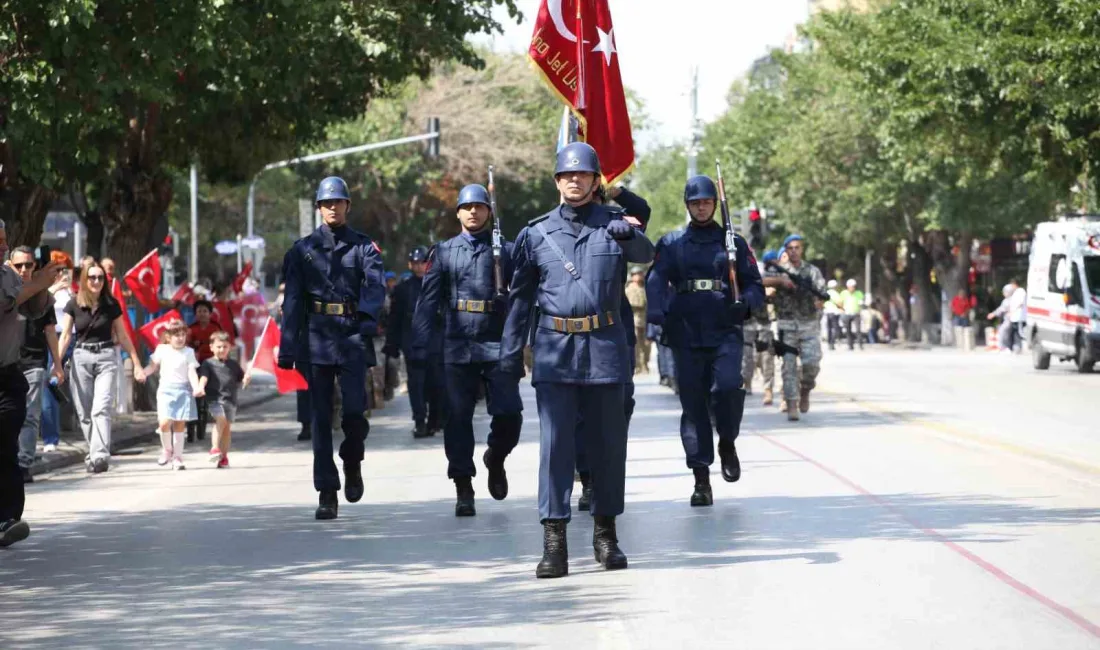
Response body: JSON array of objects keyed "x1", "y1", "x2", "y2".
[
  {"x1": 909, "y1": 238, "x2": 938, "y2": 338},
  {"x1": 100, "y1": 167, "x2": 174, "y2": 270},
  {"x1": 930, "y1": 230, "x2": 973, "y2": 347}
]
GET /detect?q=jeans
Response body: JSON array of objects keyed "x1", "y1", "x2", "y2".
[
  {"x1": 70, "y1": 347, "x2": 119, "y2": 463},
  {"x1": 17, "y1": 367, "x2": 46, "y2": 469},
  {"x1": 40, "y1": 367, "x2": 61, "y2": 447}
]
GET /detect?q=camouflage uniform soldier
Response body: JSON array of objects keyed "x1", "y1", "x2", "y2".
[
  {"x1": 763, "y1": 235, "x2": 826, "y2": 421},
  {"x1": 743, "y1": 250, "x2": 777, "y2": 406}
]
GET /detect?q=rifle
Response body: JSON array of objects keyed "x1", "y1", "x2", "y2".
[
  {"x1": 764, "y1": 260, "x2": 830, "y2": 301},
  {"x1": 714, "y1": 160, "x2": 741, "y2": 303},
  {"x1": 772, "y1": 335, "x2": 801, "y2": 358},
  {"x1": 487, "y1": 165, "x2": 504, "y2": 297}
]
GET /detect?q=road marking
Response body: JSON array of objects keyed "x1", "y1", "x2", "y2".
[
  {"x1": 756, "y1": 431, "x2": 1100, "y2": 641},
  {"x1": 819, "y1": 390, "x2": 1100, "y2": 478}
]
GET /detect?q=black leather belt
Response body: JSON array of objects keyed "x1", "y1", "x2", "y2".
[
  {"x1": 539, "y1": 311, "x2": 616, "y2": 333},
  {"x1": 311, "y1": 300, "x2": 356, "y2": 315},
  {"x1": 454, "y1": 299, "x2": 493, "y2": 313},
  {"x1": 677, "y1": 279, "x2": 723, "y2": 293},
  {"x1": 76, "y1": 341, "x2": 114, "y2": 352}
]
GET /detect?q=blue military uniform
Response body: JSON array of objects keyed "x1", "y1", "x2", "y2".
[
  {"x1": 279, "y1": 177, "x2": 385, "y2": 518},
  {"x1": 411, "y1": 184, "x2": 523, "y2": 515},
  {"x1": 645, "y1": 174, "x2": 764, "y2": 506},
  {"x1": 383, "y1": 247, "x2": 446, "y2": 437}
]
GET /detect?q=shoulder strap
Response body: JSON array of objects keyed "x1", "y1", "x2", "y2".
[{"x1": 534, "y1": 222, "x2": 599, "y2": 310}]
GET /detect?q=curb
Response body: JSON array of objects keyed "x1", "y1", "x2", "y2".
[{"x1": 29, "y1": 388, "x2": 281, "y2": 476}]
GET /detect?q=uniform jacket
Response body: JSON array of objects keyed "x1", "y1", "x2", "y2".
[
  {"x1": 768, "y1": 261, "x2": 827, "y2": 327},
  {"x1": 501, "y1": 202, "x2": 655, "y2": 384},
  {"x1": 385, "y1": 276, "x2": 442, "y2": 357},
  {"x1": 279, "y1": 223, "x2": 386, "y2": 368},
  {"x1": 609, "y1": 189, "x2": 650, "y2": 347},
  {"x1": 645, "y1": 220, "x2": 764, "y2": 349},
  {"x1": 410, "y1": 231, "x2": 515, "y2": 365}
]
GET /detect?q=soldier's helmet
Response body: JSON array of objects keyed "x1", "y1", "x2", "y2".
[
  {"x1": 408, "y1": 246, "x2": 430, "y2": 263},
  {"x1": 316, "y1": 177, "x2": 351, "y2": 204},
  {"x1": 782, "y1": 234, "x2": 804, "y2": 249},
  {"x1": 555, "y1": 142, "x2": 601, "y2": 176},
  {"x1": 683, "y1": 175, "x2": 718, "y2": 204},
  {"x1": 762, "y1": 249, "x2": 779, "y2": 264},
  {"x1": 457, "y1": 184, "x2": 491, "y2": 209}
]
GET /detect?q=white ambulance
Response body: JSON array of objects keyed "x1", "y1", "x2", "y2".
[{"x1": 1026, "y1": 216, "x2": 1100, "y2": 372}]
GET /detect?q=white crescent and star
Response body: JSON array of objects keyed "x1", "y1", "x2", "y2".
[
  {"x1": 548, "y1": 0, "x2": 577, "y2": 42},
  {"x1": 591, "y1": 26, "x2": 617, "y2": 66}
]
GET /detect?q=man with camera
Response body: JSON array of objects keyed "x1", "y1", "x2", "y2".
[{"x1": 0, "y1": 227, "x2": 63, "y2": 547}]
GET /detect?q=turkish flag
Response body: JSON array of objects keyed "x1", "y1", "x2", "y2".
[
  {"x1": 123, "y1": 250, "x2": 162, "y2": 312},
  {"x1": 229, "y1": 292, "x2": 267, "y2": 342},
  {"x1": 138, "y1": 309, "x2": 184, "y2": 351},
  {"x1": 111, "y1": 279, "x2": 137, "y2": 349},
  {"x1": 231, "y1": 262, "x2": 253, "y2": 295},
  {"x1": 211, "y1": 300, "x2": 236, "y2": 343},
  {"x1": 251, "y1": 318, "x2": 309, "y2": 393},
  {"x1": 171, "y1": 282, "x2": 196, "y2": 305},
  {"x1": 529, "y1": 0, "x2": 635, "y2": 185}
]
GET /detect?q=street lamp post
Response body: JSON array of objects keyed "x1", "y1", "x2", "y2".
[{"x1": 245, "y1": 130, "x2": 441, "y2": 238}]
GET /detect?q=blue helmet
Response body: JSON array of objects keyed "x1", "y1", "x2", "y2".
[
  {"x1": 400, "y1": 270, "x2": 412, "y2": 280},
  {"x1": 555, "y1": 142, "x2": 601, "y2": 176},
  {"x1": 315, "y1": 176, "x2": 350, "y2": 204},
  {"x1": 782, "y1": 234, "x2": 804, "y2": 250},
  {"x1": 762, "y1": 250, "x2": 779, "y2": 264},
  {"x1": 408, "y1": 246, "x2": 429, "y2": 263},
  {"x1": 457, "y1": 184, "x2": 491, "y2": 209},
  {"x1": 384, "y1": 271, "x2": 397, "y2": 280},
  {"x1": 683, "y1": 175, "x2": 718, "y2": 204}
]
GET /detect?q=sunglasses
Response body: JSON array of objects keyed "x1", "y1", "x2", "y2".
[
  {"x1": 12, "y1": 262, "x2": 35, "y2": 270},
  {"x1": 87, "y1": 274, "x2": 105, "y2": 282}
]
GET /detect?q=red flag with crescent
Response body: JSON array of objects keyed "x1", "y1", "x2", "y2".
[
  {"x1": 229, "y1": 292, "x2": 267, "y2": 359},
  {"x1": 231, "y1": 261, "x2": 254, "y2": 295},
  {"x1": 138, "y1": 309, "x2": 184, "y2": 351},
  {"x1": 110, "y1": 279, "x2": 138, "y2": 349},
  {"x1": 529, "y1": 0, "x2": 635, "y2": 186},
  {"x1": 171, "y1": 282, "x2": 196, "y2": 305},
  {"x1": 123, "y1": 250, "x2": 162, "y2": 312},
  {"x1": 251, "y1": 318, "x2": 309, "y2": 393},
  {"x1": 211, "y1": 300, "x2": 236, "y2": 343}
]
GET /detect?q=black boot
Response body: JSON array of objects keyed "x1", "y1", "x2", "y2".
[
  {"x1": 536, "y1": 519, "x2": 568, "y2": 578},
  {"x1": 577, "y1": 472, "x2": 592, "y2": 512},
  {"x1": 719, "y1": 389, "x2": 745, "y2": 483},
  {"x1": 343, "y1": 462, "x2": 364, "y2": 503},
  {"x1": 296, "y1": 424, "x2": 311, "y2": 441},
  {"x1": 186, "y1": 421, "x2": 196, "y2": 444},
  {"x1": 483, "y1": 448, "x2": 509, "y2": 501},
  {"x1": 315, "y1": 490, "x2": 338, "y2": 520},
  {"x1": 412, "y1": 421, "x2": 430, "y2": 438},
  {"x1": 454, "y1": 476, "x2": 476, "y2": 517},
  {"x1": 592, "y1": 515, "x2": 628, "y2": 570},
  {"x1": 690, "y1": 467, "x2": 713, "y2": 507}
]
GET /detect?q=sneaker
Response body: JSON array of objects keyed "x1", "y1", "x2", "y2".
[
  {"x1": 209, "y1": 448, "x2": 222, "y2": 464},
  {"x1": 217, "y1": 455, "x2": 229, "y2": 469},
  {"x1": 172, "y1": 459, "x2": 186, "y2": 471},
  {"x1": 0, "y1": 519, "x2": 30, "y2": 548},
  {"x1": 157, "y1": 451, "x2": 171, "y2": 466},
  {"x1": 43, "y1": 444, "x2": 57, "y2": 453}
]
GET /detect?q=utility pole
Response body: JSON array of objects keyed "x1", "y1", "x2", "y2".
[
  {"x1": 189, "y1": 163, "x2": 199, "y2": 284},
  {"x1": 686, "y1": 67, "x2": 701, "y2": 223}
]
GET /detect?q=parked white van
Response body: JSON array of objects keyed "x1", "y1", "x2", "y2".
[{"x1": 1026, "y1": 216, "x2": 1100, "y2": 372}]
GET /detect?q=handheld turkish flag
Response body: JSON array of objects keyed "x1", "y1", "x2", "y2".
[
  {"x1": 171, "y1": 282, "x2": 196, "y2": 306},
  {"x1": 529, "y1": 0, "x2": 635, "y2": 185},
  {"x1": 123, "y1": 250, "x2": 162, "y2": 313},
  {"x1": 138, "y1": 309, "x2": 184, "y2": 351},
  {"x1": 229, "y1": 292, "x2": 268, "y2": 347},
  {"x1": 211, "y1": 300, "x2": 236, "y2": 343},
  {"x1": 110, "y1": 279, "x2": 138, "y2": 350},
  {"x1": 251, "y1": 317, "x2": 309, "y2": 393},
  {"x1": 231, "y1": 262, "x2": 253, "y2": 295}
]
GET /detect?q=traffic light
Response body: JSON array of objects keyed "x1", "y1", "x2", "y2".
[
  {"x1": 744, "y1": 203, "x2": 768, "y2": 252},
  {"x1": 426, "y1": 117, "x2": 440, "y2": 159}
]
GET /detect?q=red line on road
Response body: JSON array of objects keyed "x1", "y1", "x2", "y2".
[{"x1": 756, "y1": 432, "x2": 1100, "y2": 640}]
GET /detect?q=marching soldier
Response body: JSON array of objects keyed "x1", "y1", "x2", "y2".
[
  {"x1": 763, "y1": 234, "x2": 827, "y2": 421},
  {"x1": 278, "y1": 176, "x2": 385, "y2": 520},
  {"x1": 410, "y1": 184, "x2": 522, "y2": 517},
  {"x1": 500, "y1": 142, "x2": 654, "y2": 579},
  {"x1": 625, "y1": 265, "x2": 649, "y2": 374},
  {"x1": 383, "y1": 246, "x2": 446, "y2": 438},
  {"x1": 742, "y1": 249, "x2": 778, "y2": 406},
  {"x1": 645, "y1": 175, "x2": 764, "y2": 507}
]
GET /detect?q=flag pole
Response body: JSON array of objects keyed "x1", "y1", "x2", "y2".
[{"x1": 249, "y1": 317, "x2": 272, "y2": 371}]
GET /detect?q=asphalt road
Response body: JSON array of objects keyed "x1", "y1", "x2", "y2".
[{"x1": 2, "y1": 346, "x2": 1098, "y2": 649}]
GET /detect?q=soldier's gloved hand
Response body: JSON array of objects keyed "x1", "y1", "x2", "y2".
[
  {"x1": 382, "y1": 343, "x2": 399, "y2": 359},
  {"x1": 499, "y1": 357, "x2": 524, "y2": 378},
  {"x1": 359, "y1": 319, "x2": 378, "y2": 339},
  {"x1": 277, "y1": 357, "x2": 295, "y2": 371},
  {"x1": 493, "y1": 293, "x2": 509, "y2": 314},
  {"x1": 727, "y1": 302, "x2": 748, "y2": 324},
  {"x1": 606, "y1": 219, "x2": 634, "y2": 240}
]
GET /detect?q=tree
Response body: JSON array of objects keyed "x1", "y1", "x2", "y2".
[{"x1": 1, "y1": 0, "x2": 521, "y2": 267}]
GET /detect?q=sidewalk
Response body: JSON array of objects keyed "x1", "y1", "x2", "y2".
[{"x1": 28, "y1": 386, "x2": 281, "y2": 477}]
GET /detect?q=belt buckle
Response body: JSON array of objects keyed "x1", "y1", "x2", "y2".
[
  {"x1": 567, "y1": 317, "x2": 590, "y2": 333},
  {"x1": 696, "y1": 279, "x2": 714, "y2": 291},
  {"x1": 324, "y1": 303, "x2": 343, "y2": 315},
  {"x1": 467, "y1": 300, "x2": 485, "y2": 313}
]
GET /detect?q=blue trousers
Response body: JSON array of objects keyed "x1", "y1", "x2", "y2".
[
  {"x1": 406, "y1": 357, "x2": 446, "y2": 426},
  {"x1": 536, "y1": 383, "x2": 626, "y2": 522},
  {"x1": 309, "y1": 361, "x2": 369, "y2": 492},
  {"x1": 672, "y1": 341, "x2": 745, "y2": 468},
  {"x1": 576, "y1": 356, "x2": 634, "y2": 475},
  {"x1": 296, "y1": 389, "x2": 310, "y2": 426},
  {"x1": 442, "y1": 362, "x2": 522, "y2": 478},
  {"x1": 657, "y1": 343, "x2": 676, "y2": 381},
  {"x1": 40, "y1": 373, "x2": 61, "y2": 447}
]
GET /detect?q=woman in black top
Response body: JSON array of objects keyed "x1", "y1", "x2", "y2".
[{"x1": 57, "y1": 261, "x2": 146, "y2": 473}]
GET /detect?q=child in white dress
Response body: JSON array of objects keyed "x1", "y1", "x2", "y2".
[{"x1": 143, "y1": 319, "x2": 205, "y2": 470}]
